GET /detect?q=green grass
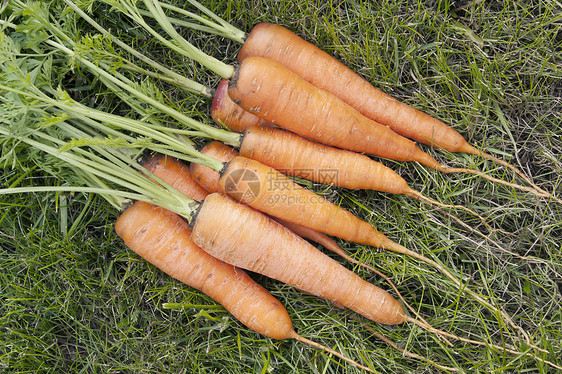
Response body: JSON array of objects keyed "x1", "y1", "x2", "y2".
[{"x1": 1, "y1": 0, "x2": 561, "y2": 372}]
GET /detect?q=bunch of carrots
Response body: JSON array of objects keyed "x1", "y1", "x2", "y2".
[{"x1": 1, "y1": 0, "x2": 560, "y2": 372}]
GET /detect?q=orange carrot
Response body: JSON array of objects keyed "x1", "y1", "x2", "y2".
[
  {"x1": 266, "y1": 215, "x2": 437, "y2": 336},
  {"x1": 143, "y1": 151, "x2": 381, "y2": 308},
  {"x1": 211, "y1": 78, "x2": 274, "y2": 132},
  {"x1": 189, "y1": 141, "x2": 492, "y2": 265},
  {"x1": 227, "y1": 57, "x2": 548, "y2": 198},
  {"x1": 115, "y1": 200, "x2": 375, "y2": 372},
  {"x1": 217, "y1": 155, "x2": 401, "y2": 250},
  {"x1": 237, "y1": 23, "x2": 547, "y2": 196},
  {"x1": 237, "y1": 23, "x2": 464, "y2": 152},
  {"x1": 240, "y1": 126, "x2": 409, "y2": 193},
  {"x1": 142, "y1": 153, "x2": 208, "y2": 202},
  {"x1": 240, "y1": 125, "x2": 493, "y2": 227},
  {"x1": 270, "y1": 217, "x2": 342, "y2": 255},
  {"x1": 189, "y1": 193, "x2": 543, "y2": 369},
  {"x1": 191, "y1": 192, "x2": 406, "y2": 326},
  {"x1": 185, "y1": 142, "x2": 491, "y2": 334},
  {"x1": 190, "y1": 141, "x2": 238, "y2": 194}
]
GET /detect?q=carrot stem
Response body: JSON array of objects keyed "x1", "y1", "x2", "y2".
[
  {"x1": 62, "y1": 0, "x2": 215, "y2": 97},
  {"x1": 108, "y1": 0, "x2": 234, "y2": 78},
  {"x1": 0, "y1": 185, "x2": 138, "y2": 203},
  {"x1": 0, "y1": 81, "x2": 224, "y2": 172},
  {"x1": 0, "y1": 125, "x2": 199, "y2": 220},
  {"x1": 143, "y1": 0, "x2": 245, "y2": 43},
  {"x1": 120, "y1": 0, "x2": 246, "y2": 43},
  {"x1": 44, "y1": 39, "x2": 240, "y2": 146},
  {"x1": 63, "y1": 0, "x2": 213, "y2": 97},
  {"x1": 133, "y1": 0, "x2": 232, "y2": 76}
]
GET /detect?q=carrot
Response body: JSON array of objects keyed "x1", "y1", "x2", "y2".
[
  {"x1": 194, "y1": 180, "x2": 547, "y2": 359},
  {"x1": 142, "y1": 153, "x2": 208, "y2": 202},
  {"x1": 210, "y1": 83, "x2": 484, "y2": 230},
  {"x1": 191, "y1": 192, "x2": 406, "y2": 326},
  {"x1": 189, "y1": 141, "x2": 239, "y2": 194},
  {"x1": 216, "y1": 155, "x2": 406, "y2": 249},
  {"x1": 124, "y1": 154, "x2": 416, "y2": 368},
  {"x1": 116, "y1": 200, "x2": 375, "y2": 372},
  {"x1": 190, "y1": 192, "x2": 545, "y2": 367},
  {"x1": 192, "y1": 122, "x2": 489, "y2": 227},
  {"x1": 77, "y1": 0, "x2": 441, "y2": 174},
  {"x1": 229, "y1": 57, "x2": 439, "y2": 168},
  {"x1": 0, "y1": 31, "x2": 545, "y2": 364},
  {"x1": 240, "y1": 126, "x2": 411, "y2": 194},
  {"x1": 208, "y1": 82, "x2": 497, "y2": 227},
  {"x1": 237, "y1": 24, "x2": 464, "y2": 152},
  {"x1": 142, "y1": 152, "x2": 357, "y2": 305},
  {"x1": 188, "y1": 143, "x2": 503, "y2": 327},
  {"x1": 265, "y1": 216, "x2": 447, "y2": 338},
  {"x1": 146, "y1": 149, "x2": 360, "y2": 275},
  {"x1": 237, "y1": 23, "x2": 549, "y2": 197},
  {"x1": 145, "y1": 149, "x2": 350, "y2": 253},
  {"x1": 211, "y1": 78, "x2": 274, "y2": 132},
  {"x1": 188, "y1": 142, "x2": 385, "y2": 267},
  {"x1": 115, "y1": 192, "x2": 530, "y2": 371},
  {"x1": 227, "y1": 56, "x2": 549, "y2": 198}
]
